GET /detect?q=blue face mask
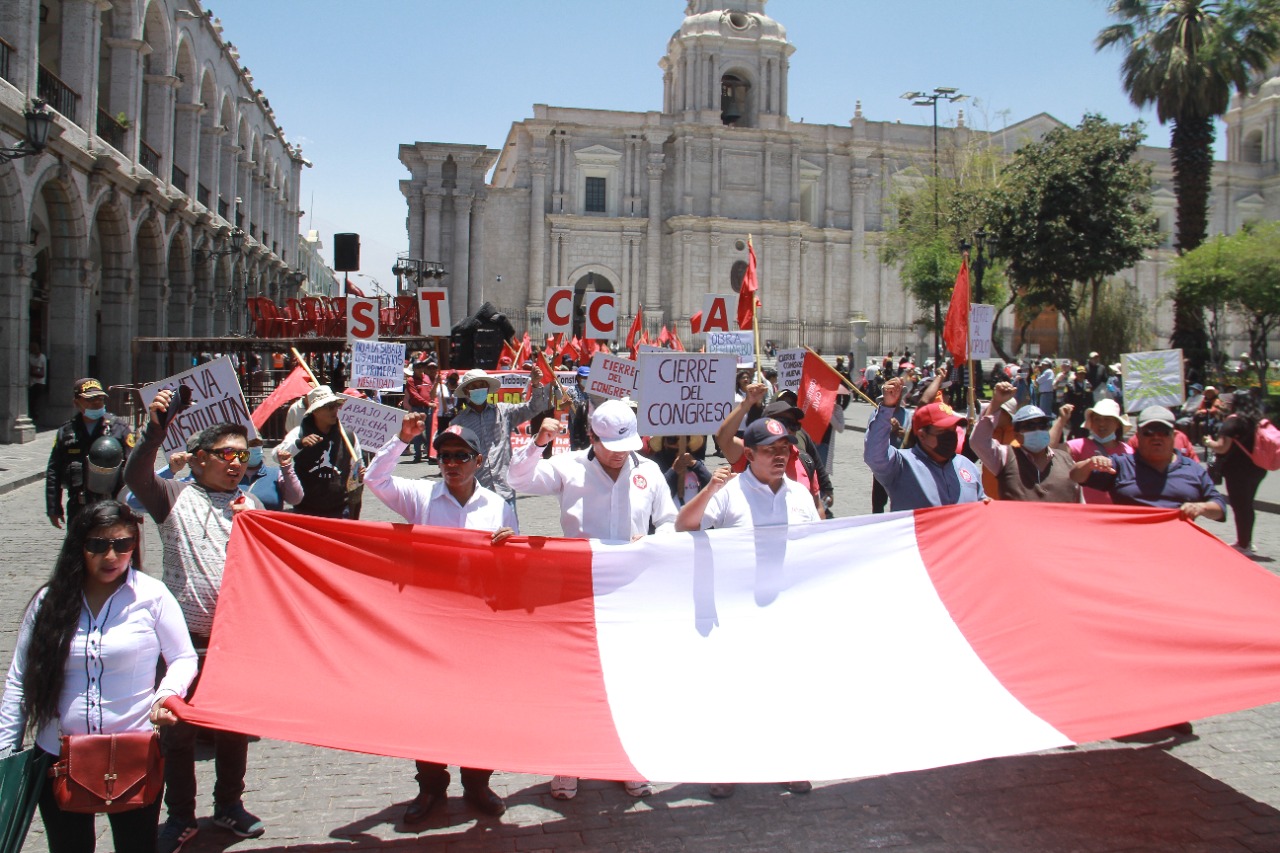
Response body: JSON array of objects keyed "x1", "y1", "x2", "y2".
[
  {"x1": 247, "y1": 446, "x2": 264, "y2": 467},
  {"x1": 1089, "y1": 432, "x2": 1116, "y2": 445},
  {"x1": 468, "y1": 388, "x2": 490, "y2": 406},
  {"x1": 83, "y1": 407, "x2": 106, "y2": 421},
  {"x1": 1020, "y1": 429, "x2": 1051, "y2": 453}
]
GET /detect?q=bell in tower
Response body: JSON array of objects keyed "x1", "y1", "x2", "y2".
[{"x1": 721, "y1": 74, "x2": 748, "y2": 125}]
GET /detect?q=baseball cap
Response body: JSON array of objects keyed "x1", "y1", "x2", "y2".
[
  {"x1": 577, "y1": 366, "x2": 591, "y2": 377},
  {"x1": 762, "y1": 401, "x2": 804, "y2": 423},
  {"x1": 433, "y1": 424, "x2": 483, "y2": 455},
  {"x1": 589, "y1": 399, "x2": 642, "y2": 451},
  {"x1": 743, "y1": 417, "x2": 798, "y2": 448},
  {"x1": 1011, "y1": 405, "x2": 1050, "y2": 427},
  {"x1": 1136, "y1": 406, "x2": 1176, "y2": 430},
  {"x1": 912, "y1": 402, "x2": 967, "y2": 433},
  {"x1": 73, "y1": 378, "x2": 107, "y2": 399}
]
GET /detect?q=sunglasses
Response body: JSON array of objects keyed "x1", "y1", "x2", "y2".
[
  {"x1": 85, "y1": 536, "x2": 136, "y2": 555},
  {"x1": 1139, "y1": 426, "x2": 1173, "y2": 437},
  {"x1": 206, "y1": 448, "x2": 250, "y2": 463},
  {"x1": 437, "y1": 451, "x2": 476, "y2": 464},
  {"x1": 1016, "y1": 421, "x2": 1052, "y2": 432}
]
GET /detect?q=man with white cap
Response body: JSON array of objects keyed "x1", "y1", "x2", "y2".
[
  {"x1": 450, "y1": 366, "x2": 548, "y2": 510},
  {"x1": 972, "y1": 383, "x2": 1080, "y2": 503},
  {"x1": 507, "y1": 398, "x2": 674, "y2": 800},
  {"x1": 278, "y1": 385, "x2": 362, "y2": 518}
]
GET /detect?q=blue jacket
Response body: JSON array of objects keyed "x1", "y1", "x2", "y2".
[{"x1": 864, "y1": 406, "x2": 985, "y2": 511}]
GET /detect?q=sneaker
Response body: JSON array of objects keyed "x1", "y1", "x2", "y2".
[
  {"x1": 787, "y1": 780, "x2": 813, "y2": 794},
  {"x1": 550, "y1": 775, "x2": 578, "y2": 800},
  {"x1": 1233, "y1": 543, "x2": 1258, "y2": 558},
  {"x1": 156, "y1": 817, "x2": 199, "y2": 853},
  {"x1": 212, "y1": 802, "x2": 265, "y2": 838},
  {"x1": 624, "y1": 780, "x2": 655, "y2": 798},
  {"x1": 708, "y1": 783, "x2": 736, "y2": 799}
]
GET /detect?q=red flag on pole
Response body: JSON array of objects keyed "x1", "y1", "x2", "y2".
[
  {"x1": 943, "y1": 256, "x2": 970, "y2": 361},
  {"x1": 626, "y1": 306, "x2": 645, "y2": 352},
  {"x1": 657, "y1": 326, "x2": 671, "y2": 347},
  {"x1": 498, "y1": 339, "x2": 518, "y2": 368},
  {"x1": 670, "y1": 326, "x2": 685, "y2": 352},
  {"x1": 535, "y1": 350, "x2": 556, "y2": 386},
  {"x1": 344, "y1": 275, "x2": 366, "y2": 298},
  {"x1": 690, "y1": 311, "x2": 703, "y2": 335},
  {"x1": 251, "y1": 365, "x2": 314, "y2": 429},
  {"x1": 797, "y1": 351, "x2": 844, "y2": 440},
  {"x1": 562, "y1": 336, "x2": 581, "y2": 365},
  {"x1": 737, "y1": 238, "x2": 758, "y2": 331}
]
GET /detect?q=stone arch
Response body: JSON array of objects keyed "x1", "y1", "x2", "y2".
[
  {"x1": 210, "y1": 252, "x2": 233, "y2": 336},
  {"x1": 196, "y1": 67, "x2": 220, "y2": 206},
  {"x1": 140, "y1": 0, "x2": 172, "y2": 171},
  {"x1": 90, "y1": 192, "x2": 135, "y2": 386},
  {"x1": 167, "y1": 228, "x2": 195, "y2": 338},
  {"x1": 719, "y1": 66, "x2": 756, "y2": 127},
  {"x1": 567, "y1": 264, "x2": 618, "y2": 340},
  {"x1": 1243, "y1": 128, "x2": 1264, "y2": 164},
  {"x1": 133, "y1": 211, "x2": 167, "y2": 380},
  {"x1": 172, "y1": 36, "x2": 199, "y2": 190}
]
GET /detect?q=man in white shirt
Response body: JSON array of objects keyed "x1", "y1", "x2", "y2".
[
  {"x1": 507, "y1": 398, "x2": 674, "y2": 800},
  {"x1": 675, "y1": 416, "x2": 819, "y2": 798},
  {"x1": 364, "y1": 417, "x2": 515, "y2": 824}
]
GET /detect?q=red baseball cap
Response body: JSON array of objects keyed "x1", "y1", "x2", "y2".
[{"x1": 912, "y1": 402, "x2": 966, "y2": 433}]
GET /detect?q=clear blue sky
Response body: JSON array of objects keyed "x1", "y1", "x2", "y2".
[{"x1": 204, "y1": 0, "x2": 1207, "y2": 289}]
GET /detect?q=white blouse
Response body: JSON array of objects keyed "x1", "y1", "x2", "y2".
[{"x1": 0, "y1": 568, "x2": 198, "y2": 755}]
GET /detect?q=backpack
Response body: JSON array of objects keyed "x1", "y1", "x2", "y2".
[{"x1": 1245, "y1": 419, "x2": 1280, "y2": 471}]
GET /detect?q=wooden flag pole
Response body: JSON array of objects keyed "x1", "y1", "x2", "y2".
[
  {"x1": 748, "y1": 235, "x2": 764, "y2": 383},
  {"x1": 804, "y1": 346, "x2": 879, "y2": 408},
  {"x1": 290, "y1": 346, "x2": 359, "y2": 464},
  {"x1": 963, "y1": 251, "x2": 977, "y2": 423}
]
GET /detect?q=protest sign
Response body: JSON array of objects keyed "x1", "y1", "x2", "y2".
[
  {"x1": 544, "y1": 288, "x2": 575, "y2": 334},
  {"x1": 587, "y1": 353, "x2": 639, "y2": 401},
  {"x1": 636, "y1": 352, "x2": 736, "y2": 436},
  {"x1": 968, "y1": 304, "x2": 996, "y2": 360},
  {"x1": 139, "y1": 357, "x2": 256, "y2": 454},
  {"x1": 775, "y1": 348, "x2": 806, "y2": 393},
  {"x1": 583, "y1": 292, "x2": 617, "y2": 340},
  {"x1": 347, "y1": 297, "x2": 378, "y2": 344},
  {"x1": 338, "y1": 396, "x2": 404, "y2": 452},
  {"x1": 352, "y1": 340, "x2": 406, "y2": 391},
  {"x1": 706, "y1": 330, "x2": 755, "y2": 367},
  {"x1": 700, "y1": 294, "x2": 735, "y2": 334},
  {"x1": 1122, "y1": 349, "x2": 1184, "y2": 413},
  {"x1": 417, "y1": 288, "x2": 451, "y2": 336}
]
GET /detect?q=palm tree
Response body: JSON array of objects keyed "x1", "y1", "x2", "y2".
[{"x1": 1097, "y1": 0, "x2": 1280, "y2": 365}]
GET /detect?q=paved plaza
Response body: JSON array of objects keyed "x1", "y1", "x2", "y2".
[{"x1": 5, "y1": 407, "x2": 1280, "y2": 852}]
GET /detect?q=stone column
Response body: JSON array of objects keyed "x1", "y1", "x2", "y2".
[
  {"x1": 405, "y1": 189, "x2": 424, "y2": 260},
  {"x1": 469, "y1": 196, "x2": 486, "y2": 314},
  {"x1": 451, "y1": 195, "x2": 473, "y2": 314},
  {"x1": 527, "y1": 158, "x2": 548, "y2": 309},
  {"x1": 788, "y1": 236, "x2": 802, "y2": 342},
  {"x1": 644, "y1": 133, "x2": 666, "y2": 310},
  {"x1": 548, "y1": 228, "x2": 563, "y2": 293},
  {"x1": 790, "y1": 144, "x2": 801, "y2": 221},
  {"x1": 709, "y1": 231, "x2": 721, "y2": 295},
  {"x1": 0, "y1": 243, "x2": 35, "y2": 441},
  {"x1": 850, "y1": 173, "x2": 870, "y2": 320},
  {"x1": 211, "y1": 265, "x2": 230, "y2": 336},
  {"x1": 190, "y1": 263, "x2": 213, "y2": 337},
  {"x1": 711, "y1": 134, "x2": 722, "y2": 216},
  {"x1": 823, "y1": 239, "x2": 836, "y2": 346},
  {"x1": 763, "y1": 141, "x2": 774, "y2": 220},
  {"x1": 105, "y1": 37, "x2": 147, "y2": 156},
  {"x1": 199, "y1": 125, "x2": 226, "y2": 210},
  {"x1": 58, "y1": 0, "x2": 101, "y2": 126},
  {"x1": 47, "y1": 259, "x2": 95, "y2": 425},
  {"x1": 423, "y1": 192, "x2": 443, "y2": 262},
  {"x1": 680, "y1": 232, "x2": 693, "y2": 321},
  {"x1": 143, "y1": 74, "x2": 180, "y2": 178}
]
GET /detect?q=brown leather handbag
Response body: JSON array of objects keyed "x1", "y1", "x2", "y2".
[{"x1": 48, "y1": 731, "x2": 164, "y2": 814}]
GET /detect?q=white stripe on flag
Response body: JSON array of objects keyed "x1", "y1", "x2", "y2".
[{"x1": 589, "y1": 514, "x2": 1070, "y2": 782}]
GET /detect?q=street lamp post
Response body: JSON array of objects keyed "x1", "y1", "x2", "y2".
[
  {"x1": 902, "y1": 86, "x2": 966, "y2": 367},
  {"x1": 960, "y1": 228, "x2": 990, "y2": 398}
]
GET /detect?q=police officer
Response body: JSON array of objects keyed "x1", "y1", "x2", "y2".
[{"x1": 45, "y1": 377, "x2": 135, "y2": 528}]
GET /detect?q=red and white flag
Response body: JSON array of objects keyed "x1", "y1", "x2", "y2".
[
  {"x1": 796, "y1": 351, "x2": 843, "y2": 440},
  {"x1": 170, "y1": 504, "x2": 1280, "y2": 783}
]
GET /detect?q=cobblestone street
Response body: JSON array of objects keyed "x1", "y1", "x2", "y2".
[{"x1": 6, "y1": 410, "x2": 1280, "y2": 852}]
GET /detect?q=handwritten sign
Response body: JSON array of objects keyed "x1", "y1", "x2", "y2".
[
  {"x1": 636, "y1": 352, "x2": 736, "y2": 436},
  {"x1": 969, "y1": 303, "x2": 995, "y2": 360},
  {"x1": 338, "y1": 396, "x2": 404, "y2": 452},
  {"x1": 706, "y1": 330, "x2": 755, "y2": 368},
  {"x1": 1122, "y1": 348, "x2": 1184, "y2": 413},
  {"x1": 775, "y1": 348, "x2": 805, "y2": 393},
  {"x1": 139, "y1": 356, "x2": 256, "y2": 454},
  {"x1": 587, "y1": 353, "x2": 639, "y2": 401},
  {"x1": 352, "y1": 340, "x2": 406, "y2": 391}
]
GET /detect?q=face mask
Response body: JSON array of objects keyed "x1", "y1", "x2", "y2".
[
  {"x1": 930, "y1": 429, "x2": 959, "y2": 459},
  {"x1": 1089, "y1": 432, "x2": 1116, "y2": 445},
  {"x1": 247, "y1": 446, "x2": 264, "y2": 467},
  {"x1": 468, "y1": 389, "x2": 490, "y2": 406},
  {"x1": 1020, "y1": 429, "x2": 1051, "y2": 453},
  {"x1": 83, "y1": 407, "x2": 105, "y2": 421}
]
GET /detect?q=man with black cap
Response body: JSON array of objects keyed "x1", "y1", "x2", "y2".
[
  {"x1": 364, "y1": 413, "x2": 515, "y2": 824},
  {"x1": 45, "y1": 377, "x2": 135, "y2": 528},
  {"x1": 865, "y1": 376, "x2": 985, "y2": 511}
]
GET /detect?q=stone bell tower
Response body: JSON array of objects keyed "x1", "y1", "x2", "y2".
[{"x1": 659, "y1": 0, "x2": 795, "y2": 130}]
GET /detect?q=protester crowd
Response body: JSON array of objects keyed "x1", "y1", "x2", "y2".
[{"x1": 4, "y1": 339, "x2": 1274, "y2": 853}]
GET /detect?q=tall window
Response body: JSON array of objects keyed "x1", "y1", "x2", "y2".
[{"x1": 585, "y1": 176, "x2": 607, "y2": 213}]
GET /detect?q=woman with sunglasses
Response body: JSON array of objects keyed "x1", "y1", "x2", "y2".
[{"x1": 0, "y1": 500, "x2": 197, "y2": 853}]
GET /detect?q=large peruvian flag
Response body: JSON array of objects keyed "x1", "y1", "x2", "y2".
[{"x1": 169, "y1": 504, "x2": 1280, "y2": 783}]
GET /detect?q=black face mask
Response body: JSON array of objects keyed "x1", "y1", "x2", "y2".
[{"x1": 929, "y1": 430, "x2": 959, "y2": 459}]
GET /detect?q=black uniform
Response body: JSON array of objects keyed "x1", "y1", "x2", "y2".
[{"x1": 45, "y1": 413, "x2": 135, "y2": 522}]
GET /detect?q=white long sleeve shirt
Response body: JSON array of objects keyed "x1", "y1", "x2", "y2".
[
  {"x1": 508, "y1": 442, "x2": 677, "y2": 541},
  {"x1": 365, "y1": 437, "x2": 516, "y2": 532},
  {"x1": 701, "y1": 467, "x2": 822, "y2": 530},
  {"x1": 0, "y1": 569, "x2": 198, "y2": 755}
]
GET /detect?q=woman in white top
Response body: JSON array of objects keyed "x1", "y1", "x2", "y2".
[{"x1": 0, "y1": 500, "x2": 197, "y2": 853}]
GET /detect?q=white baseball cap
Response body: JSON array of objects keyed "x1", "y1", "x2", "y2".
[{"x1": 590, "y1": 399, "x2": 643, "y2": 451}]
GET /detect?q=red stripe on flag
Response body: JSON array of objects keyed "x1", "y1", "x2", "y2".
[
  {"x1": 172, "y1": 511, "x2": 638, "y2": 778},
  {"x1": 914, "y1": 501, "x2": 1280, "y2": 743}
]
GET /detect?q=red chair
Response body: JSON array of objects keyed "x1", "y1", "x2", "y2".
[
  {"x1": 379, "y1": 305, "x2": 396, "y2": 335},
  {"x1": 257, "y1": 298, "x2": 299, "y2": 337},
  {"x1": 284, "y1": 298, "x2": 305, "y2": 335},
  {"x1": 328, "y1": 297, "x2": 346, "y2": 337},
  {"x1": 392, "y1": 295, "x2": 419, "y2": 335},
  {"x1": 300, "y1": 297, "x2": 326, "y2": 336},
  {"x1": 248, "y1": 297, "x2": 281, "y2": 337}
]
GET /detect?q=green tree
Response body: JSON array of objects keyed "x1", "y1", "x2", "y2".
[
  {"x1": 1173, "y1": 221, "x2": 1280, "y2": 389},
  {"x1": 1096, "y1": 0, "x2": 1280, "y2": 365},
  {"x1": 986, "y1": 115, "x2": 1160, "y2": 354}
]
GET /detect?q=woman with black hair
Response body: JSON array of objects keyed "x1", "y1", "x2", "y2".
[
  {"x1": 0, "y1": 500, "x2": 197, "y2": 853},
  {"x1": 1207, "y1": 390, "x2": 1269, "y2": 557}
]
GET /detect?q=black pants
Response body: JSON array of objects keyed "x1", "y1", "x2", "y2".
[
  {"x1": 37, "y1": 749, "x2": 163, "y2": 853},
  {"x1": 1224, "y1": 463, "x2": 1267, "y2": 549},
  {"x1": 414, "y1": 761, "x2": 492, "y2": 795},
  {"x1": 871, "y1": 476, "x2": 889, "y2": 514}
]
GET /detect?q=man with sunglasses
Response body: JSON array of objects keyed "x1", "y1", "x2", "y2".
[
  {"x1": 971, "y1": 383, "x2": 1081, "y2": 503},
  {"x1": 364, "y1": 415, "x2": 515, "y2": 824},
  {"x1": 1072, "y1": 405, "x2": 1226, "y2": 520},
  {"x1": 123, "y1": 391, "x2": 266, "y2": 852}
]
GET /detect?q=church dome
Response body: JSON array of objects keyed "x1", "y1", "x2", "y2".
[{"x1": 670, "y1": 1, "x2": 788, "y2": 46}]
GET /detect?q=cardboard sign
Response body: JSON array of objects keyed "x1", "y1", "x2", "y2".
[
  {"x1": 583, "y1": 292, "x2": 617, "y2": 340},
  {"x1": 1122, "y1": 348, "x2": 1184, "y2": 413},
  {"x1": 706, "y1": 330, "x2": 755, "y2": 368},
  {"x1": 347, "y1": 297, "x2": 379, "y2": 343},
  {"x1": 701, "y1": 294, "x2": 735, "y2": 334},
  {"x1": 636, "y1": 352, "x2": 736, "y2": 436},
  {"x1": 338, "y1": 396, "x2": 404, "y2": 452},
  {"x1": 417, "y1": 288, "x2": 451, "y2": 336},
  {"x1": 775, "y1": 348, "x2": 806, "y2": 393},
  {"x1": 544, "y1": 287, "x2": 575, "y2": 334},
  {"x1": 352, "y1": 340, "x2": 406, "y2": 391},
  {"x1": 969, "y1": 304, "x2": 995, "y2": 360},
  {"x1": 139, "y1": 356, "x2": 256, "y2": 454},
  {"x1": 587, "y1": 353, "x2": 639, "y2": 401}
]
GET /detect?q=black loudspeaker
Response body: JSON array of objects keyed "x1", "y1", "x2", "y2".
[
  {"x1": 333, "y1": 233, "x2": 360, "y2": 272},
  {"x1": 472, "y1": 328, "x2": 505, "y2": 369}
]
